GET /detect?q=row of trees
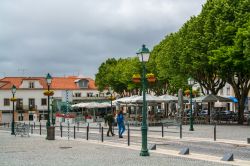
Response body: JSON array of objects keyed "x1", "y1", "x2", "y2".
[{"x1": 95, "y1": 0, "x2": 250, "y2": 124}]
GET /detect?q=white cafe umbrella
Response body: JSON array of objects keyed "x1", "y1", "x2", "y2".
[
  {"x1": 130, "y1": 94, "x2": 165, "y2": 103},
  {"x1": 71, "y1": 103, "x2": 88, "y2": 108},
  {"x1": 113, "y1": 95, "x2": 139, "y2": 104},
  {"x1": 159, "y1": 95, "x2": 178, "y2": 102},
  {"x1": 72, "y1": 102, "x2": 111, "y2": 108}
]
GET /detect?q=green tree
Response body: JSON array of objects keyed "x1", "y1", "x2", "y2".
[
  {"x1": 208, "y1": 0, "x2": 250, "y2": 124},
  {"x1": 95, "y1": 58, "x2": 118, "y2": 91},
  {"x1": 95, "y1": 57, "x2": 141, "y2": 95},
  {"x1": 179, "y1": 13, "x2": 226, "y2": 95},
  {"x1": 150, "y1": 33, "x2": 187, "y2": 95}
]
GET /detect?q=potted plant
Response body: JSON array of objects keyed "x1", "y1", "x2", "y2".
[
  {"x1": 146, "y1": 73, "x2": 156, "y2": 83},
  {"x1": 132, "y1": 74, "x2": 141, "y2": 83}
]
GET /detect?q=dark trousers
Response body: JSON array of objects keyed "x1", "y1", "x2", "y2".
[{"x1": 107, "y1": 122, "x2": 114, "y2": 136}]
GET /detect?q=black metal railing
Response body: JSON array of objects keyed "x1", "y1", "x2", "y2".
[{"x1": 0, "y1": 121, "x2": 188, "y2": 147}]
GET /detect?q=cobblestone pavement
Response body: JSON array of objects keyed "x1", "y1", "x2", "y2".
[
  {"x1": 0, "y1": 131, "x2": 231, "y2": 166},
  {"x1": 1, "y1": 123, "x2": 250, "y2": 164}
]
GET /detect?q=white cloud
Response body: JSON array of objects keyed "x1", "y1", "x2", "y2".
[{"x1": 0, "y1": 0, "x2": 206, "y2": 78}]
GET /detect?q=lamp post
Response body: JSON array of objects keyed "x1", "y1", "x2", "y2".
[
  {"x1": 108, "y1": 87, "x2": 113, "y2": 113},
  {"x1": 11, "y1": 85, "x2": 17, "y2": 135},
  {"x1": 51, "y1": 97, "x2": 55, "y2": 126},
  {"x1": 46, "y1": 73, "x2": 52, "y2": 129},
  {"x1": 188, "y1": 77, "x2": 195, "y2": 131},
  {"x1": 137, "y1": 44, "x2": 150, "y2": 156}
]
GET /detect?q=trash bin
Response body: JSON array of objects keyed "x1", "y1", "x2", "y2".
[{"x1": 47, "y1": 126, "x2": 55, "y2": 140}]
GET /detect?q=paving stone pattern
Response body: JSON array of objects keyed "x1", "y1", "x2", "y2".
[
  {"x1": 1, "y1": 123, "x2": 250, "y2": 164},
  {"x1": 0, "y1": 131, "x2": 230, "y2": 166}
]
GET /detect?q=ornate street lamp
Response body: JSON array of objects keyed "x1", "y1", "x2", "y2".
[
  {"x1": 11, "y1": 85, "x2": 17, "y2": 135},
  {"x1": 45, "y1": 73, "x2": 52, "y2": 128},
  {"x1": 44, "y1": 73, "x2": 55, "y2": 140},
  {"x1": 188, "y1": 77, "x2": 195, "y2": 131},
  {"x1": 137, "y1": 44, "x2": 150, "y2": 156}
]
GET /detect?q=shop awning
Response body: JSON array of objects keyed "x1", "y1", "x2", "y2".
[{"x1": 228, "y1": 96, "x2": 238, "y2": 103}]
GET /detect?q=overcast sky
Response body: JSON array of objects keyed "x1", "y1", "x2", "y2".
[{"x1": 0, "y1": 0, "x2": 206, "y2": 79}]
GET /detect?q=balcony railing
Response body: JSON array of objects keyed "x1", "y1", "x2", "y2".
[
  {"x1": 16, "y1": 105, "x2": 23, "y2": 110},
  {"x1": 23, "y1": 105, "x2": 37, "y2": 111}
]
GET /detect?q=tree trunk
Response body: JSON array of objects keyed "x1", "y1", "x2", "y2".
[
  {"x1": 226, "y1": 73, "x2": 250, "y2": 125},
  {"x1": 234, "y1": 88, "x2": 249, "y2": 124},
  {"x1": 237, "y1": 99, "x2": 245, "y2": 124}
]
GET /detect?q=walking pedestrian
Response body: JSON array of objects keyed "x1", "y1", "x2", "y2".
[
  {"x1": 117, "y1": 110, "x2": 125, "y2": 138},
  {"x1": 104, "y1": 114, "x2": 115, "y2": 137}
]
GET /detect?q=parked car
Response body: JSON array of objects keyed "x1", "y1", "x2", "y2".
[
  {"x1": 184, "y1": 109, "x2": 194, "y2": 117},
  {"x1": 212, "y1": 111, "x2": 238, "y2": 121},
  {"x1": 244, "y1": 110, "x2": 250, "y2": 122},
  {"x1": 199, "y1": 110, "x2": 208, "y2": 116}
]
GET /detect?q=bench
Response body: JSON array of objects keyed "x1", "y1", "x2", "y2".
[
  {"x1": 161, "y1": 119, "x2": 180, "y2": 127},
  {"x1": 15, "y1": 123, "x2": 30, "y2": 137}
]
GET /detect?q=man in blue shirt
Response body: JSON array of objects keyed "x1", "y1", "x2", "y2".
[{"x1": 117, "y1": 110, "x2": 125, "y2": 138}]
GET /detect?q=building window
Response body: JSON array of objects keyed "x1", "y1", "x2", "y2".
[
  {"x1": 29, "y1": 98, "x2": 35, "y2": 110},
  {"x1": 220, "y1": 89, "x2": 223, "y2": 95},
  {"x1": 16, "y1": 99, "x2": 23, "y2": 110},
  {"x1": 41, "y1": 98, "x2": 47, "y2": 106},
  {"x1": 4, "y1": 98, "x2": 10, "y2": 106},
  {"x1": 87, "y1": 93, "x2": 93, "y2": 97},
  {"x1": 29, "y1": 82, "x2": 34, "y2": 88},
  {"x1": 75, "y1": 93, "x2": 81, "y2": 97},
  {"x1": 78, "y1": 79, "x2": 89, "y2": 88},
  {"x1": 226, "y1": 87, "x2": 230, "y2": 96},
  {"x1": 18, "y1": 115, "x2": 24, "y2": 121},
  {"x1": 82, "y1": 80, "x2": 88, "y2": 88}
]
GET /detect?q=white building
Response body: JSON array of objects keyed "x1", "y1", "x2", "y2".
[
  {"x1": 218, "y1": 83, "x2": 250, "y2": 112},
  {"x1": 0, "y1": 76, "x2": 108, "y2": 123}
]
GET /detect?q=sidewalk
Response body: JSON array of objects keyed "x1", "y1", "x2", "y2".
[
  {"x1": 3, "y1": 122, "x2": 250, "y2": 147},
  {"x1": 0, "y1": 130, "x2": 238, "y2": 166}
]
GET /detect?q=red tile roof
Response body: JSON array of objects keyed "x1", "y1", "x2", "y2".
[{"x1": 0, "y1": 76, "x2": 97, "y2": 90}]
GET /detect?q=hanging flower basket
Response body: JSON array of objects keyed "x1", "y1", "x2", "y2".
[
  {"x1": 132, "y1": 78, "x2": 141, "y2": 83},
  {"x1": 146, "y1": 73, "x2": 156, "y2": 83},
  {"x1": 132, "y1": 74, "x2": 141, "y2": 83},
  {"x1": 184, "y1": 89, "x2": 197, "y2": 97},
  {"x1": 10, "y1": 97, "x2": 17, "y2": 102},
  {"x1": 107, "y1": 96, "x2": 116, "y2": 100},
  {"x1": 43, "y1": 90, "x2": 54, "y2": 96},
  {"x1": 146, "y1": 73, "x2": 154, "y2": 78},
  {"x1": 184, "y1": 89, "x2": 190, "y2": 96},
  {"x1": 147, "y1": 77, "x2": 156, "y2": 83}
]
